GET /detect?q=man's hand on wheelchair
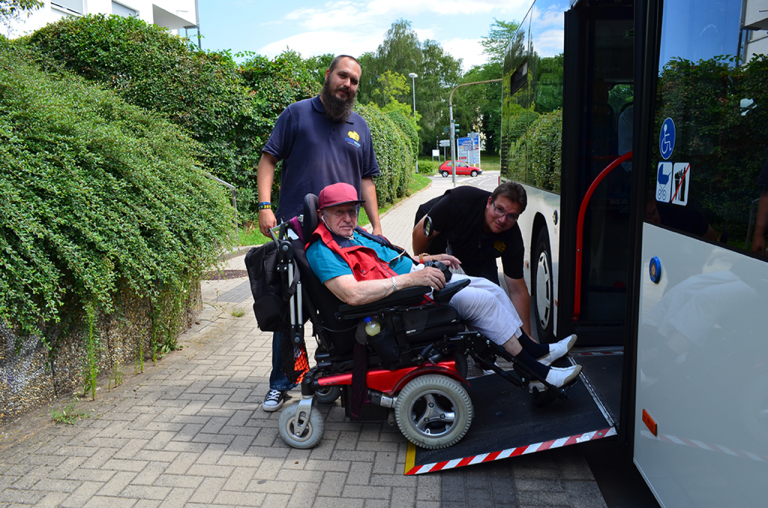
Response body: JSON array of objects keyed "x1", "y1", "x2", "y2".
[
  {"x1": 425, "y1": 254, "x2": 460, "y2": 269},
  {"x1": 407, "y1": 266, "x2": 447, "y2": 291},
  {"x1": 259, "y1": 209, "x2": 277, "y2": 235}
]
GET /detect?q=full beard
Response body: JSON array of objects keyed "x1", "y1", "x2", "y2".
[{"x1": 321, "y1": 80, "x2": 356, "y2": 121}]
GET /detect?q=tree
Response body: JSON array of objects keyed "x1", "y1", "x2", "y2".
[
  {"x1": 417, "y1": 39, "x2": 462, "y2": 155},
  {"x1": 303, "y1": 53, "x2": 334, "y2": 89},
  {"x1": 457, "y1": 19, "x2": 520, "y2": 155},
  {"x1": 0, "y1": 0, "x2": 42, "y2": 34}
]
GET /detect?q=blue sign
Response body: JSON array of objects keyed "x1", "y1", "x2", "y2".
[{"x1": 659, "y1": 118, "x2": 675, "y2": 160}]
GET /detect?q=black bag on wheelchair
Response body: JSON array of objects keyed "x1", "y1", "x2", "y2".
[{"x1": 245, "y1": 238, "x2": 298, "y2": 332}]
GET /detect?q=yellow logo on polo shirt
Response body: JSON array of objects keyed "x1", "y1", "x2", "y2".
[
  {"x1": 494, "y1": 240, "x2": 507, "y2": 253},
  {"x1": 345, "y1": 130, "x2": 361, "y2": 148}
]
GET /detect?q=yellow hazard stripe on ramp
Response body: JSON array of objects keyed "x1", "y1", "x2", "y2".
[{"x1": 405, "y1": 441, "x2": 416, "y2": 474}]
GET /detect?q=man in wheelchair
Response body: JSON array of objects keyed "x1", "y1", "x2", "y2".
[{"x1": 306, "y1": 182, "x2": 581, "y2": 389}]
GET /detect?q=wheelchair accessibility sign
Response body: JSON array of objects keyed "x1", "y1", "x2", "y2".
[
  {"x1": 659, "y1": 117, "x2": 675, "y2": 160},
  {"x1": 656, "y1": 162, "x2": 690, "y2": 206}
]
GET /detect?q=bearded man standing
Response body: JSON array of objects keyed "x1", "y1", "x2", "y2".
[{"x1": 256, "y1": 55, "x2": 382, "y2": 412}]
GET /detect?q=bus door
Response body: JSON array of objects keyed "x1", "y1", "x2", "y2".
[
  {"x1": 630, "y1": 0, "x2": 768, "y2": 505},
  {"x1": 558, "y1": 0, "x2": 636, "y2": 347}
]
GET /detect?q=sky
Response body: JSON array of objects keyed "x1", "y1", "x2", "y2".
[{"x1": 198, "y1": 0, "x2": 534, "y2": 71}]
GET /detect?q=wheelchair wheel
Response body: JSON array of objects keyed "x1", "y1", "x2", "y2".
[
  {"x1": 395, "y1": 374, "x2": 473, "y2": 449},
  {"x1": 315, "y1": 385, "x2": 341, "y2": 404},
  {"x1": 278, "y1": 403, "x2": 325, "y2": 449}
]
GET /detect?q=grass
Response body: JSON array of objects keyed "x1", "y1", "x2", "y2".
[
  {"x1": 51, "y1": 401, "x2": 89, "y2": 425},
  {"x1": 240, "y1": 173, "x2": 433, "y2": 247},
  {"x1": 231, "y1": 307, "x2": 246, "y2": 317}
]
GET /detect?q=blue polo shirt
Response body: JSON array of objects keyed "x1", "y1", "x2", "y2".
[
  {"x1": 307, "y1": 230, "x2": 414, "y2": 284},
  {"x1": 263, "y1": 96, "x2": 380, "y2": 220}
]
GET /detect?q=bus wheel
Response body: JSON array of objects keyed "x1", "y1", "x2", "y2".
[{"x1": 532, "y1": 226, "x2": 555, "y2": 344}]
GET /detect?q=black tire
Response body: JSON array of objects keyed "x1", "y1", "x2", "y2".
[
  {"x1": 395, "y1": 374, "x2": 473, "y2": 449},
  {"x1": 470, "y1": 170, "x2": 478, "y2": 177},
  {"x1": 441, "y1": 170, "x2": 449, "y2": 177},
  {"x1": 532, "y1": 226, "x2": 556, "y2": 344},
  {"x1": 314, "y1": 385, "x2": 342, "y2": 404},
  {"x1": 278, "y1": 403, "x2": 325, "y2": 449}
]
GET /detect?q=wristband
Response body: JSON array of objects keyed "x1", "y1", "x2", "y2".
[
  {"x1": 258, "y1": 202, "x2": 271, "y2": 210},
  {"x1": 391, "y1": 276, "x2": 397, "y2": 292}
]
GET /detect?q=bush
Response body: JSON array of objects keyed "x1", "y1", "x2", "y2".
[
  {"x1": 356, "y1": 103, "x2": 414, "y2": 205},
  {"x1": 386, "y1": 109, "x2": 419, "y2": 157},
  {"x1": 507, "y1": 110, "x2": 562, "y2": 192},
  {"x1": 0, "y1": 41, "x2": 235, "y2": 342},
  {"x1": 26, "y1": 14, "x2": 318, "y2": 220},
  {"x1": 417, "y1": 159, "x2": 439, "y2": 175}
]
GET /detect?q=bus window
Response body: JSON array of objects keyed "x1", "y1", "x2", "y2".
[
  {"x1": 501, "y1": 0, "x2": 565, "y2": 192},
  {"x1": 647, "y1": 0, "x2": 768, "y2": 257}
]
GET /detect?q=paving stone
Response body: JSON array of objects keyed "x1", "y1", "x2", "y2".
[
  {"x1": 83, "y1": 495, "x2": 138, "y2": 507},
  {"x1": 119, "y1": 485, "x2": 171, "y2": 500},
  {"x1": 188, "y1": 476, "x2": 226, "y2": 504},
  {"x1": 97, "y1": 471, "x2": 137, "y2": 496}
]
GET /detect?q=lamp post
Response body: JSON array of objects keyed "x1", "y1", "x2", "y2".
[{"x1": 408, "y1": 72, "x2": 418, "y2": 174}]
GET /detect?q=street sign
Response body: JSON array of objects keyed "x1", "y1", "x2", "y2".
[{"x1": 439, "y1": 139, "x2": 451, "y2": 147}]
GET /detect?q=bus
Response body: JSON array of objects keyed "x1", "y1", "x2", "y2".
[{"x1": 499, "y1": 0, "x2": 768, "y2": 505}]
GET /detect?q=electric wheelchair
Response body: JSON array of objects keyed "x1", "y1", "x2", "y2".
[{"x1": 252, "y1": 194, "x2": 578, "y2": 450}]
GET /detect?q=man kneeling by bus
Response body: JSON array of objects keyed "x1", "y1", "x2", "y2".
[{"x1": 306, "y1": 182, "x2": 582, "y2": 388}]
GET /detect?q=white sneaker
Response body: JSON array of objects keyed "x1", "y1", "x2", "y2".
[
  {"x1": 537, "y1": 334, "x2": 578, "y2": 366},
  {"x1": 262, "y1": 389, "x2": 286, "y2": 412},
  {"x1": 545, "y1": 364, "x2": 582, "y2": 388}
]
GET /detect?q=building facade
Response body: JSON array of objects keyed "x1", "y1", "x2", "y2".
[{"x1": 7, "y1": 0, "x2": 198, "y2": 38}]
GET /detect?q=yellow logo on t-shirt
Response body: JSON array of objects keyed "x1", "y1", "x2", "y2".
[
  {"x1": 494, "y1": 240, "x2": 506, "y2": 253},
  {"x1": 348, "y1": 130, "x2": 360, "y2": 142}
]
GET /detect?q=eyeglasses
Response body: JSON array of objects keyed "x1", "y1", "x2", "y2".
[
  {"x1": 330, "y1": 206, "x2": 360, "y2": 219},
  {"x1": 491, "y1": 202, "x2": 519, "y2": 223}
]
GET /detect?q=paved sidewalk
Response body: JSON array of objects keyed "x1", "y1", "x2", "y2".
[{"x1": 0, "y1": 173, "x2": 607, "y2": 507}]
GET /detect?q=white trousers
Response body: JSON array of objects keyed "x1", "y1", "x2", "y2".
[{"x1": 446, "y1": 274, "x2": 524, "y2": 346}]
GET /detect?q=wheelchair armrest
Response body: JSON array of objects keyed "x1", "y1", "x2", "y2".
[
  {"x1": 337, "y1": 286, "x2": 430, "y2": 319},
  {"x1": 432, "y1": 278, "x2": 471, "y2": 303}
]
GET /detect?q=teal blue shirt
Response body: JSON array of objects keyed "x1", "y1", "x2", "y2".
[{"x1": 307, "y1": 231, "x2": 414, "y2": 284}]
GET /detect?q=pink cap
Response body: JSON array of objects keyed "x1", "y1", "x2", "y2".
[{"x1": 318, "y1": 182, "x2": 365, "y2": 209}]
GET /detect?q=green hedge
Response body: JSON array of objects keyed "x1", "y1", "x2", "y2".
[
  {"x1": 27, "y1": 15, "x2": 320, "y2": 220},
  {"x1": 386, "y1": 109, "x2": 419, "y2": 157},
  {"x1": 0, "y1": 41, "x2": 235, "y2": 341},
  {"x1": 356, "y1": 103, "x2": 414, "y2": 205},
  {"x1": 507, "y1": 109, "x2": 562, "y2": 192},
  {"x1": 26, "y1": 14, "x2": 415, "y2": 220},
  {"x1": 417, "y1": 160, "x2": 439, "y2": 175}
]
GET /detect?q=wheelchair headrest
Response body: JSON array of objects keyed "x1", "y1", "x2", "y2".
[{"x1": 303, "y1": 193, "x2": 319, "y2": 242}]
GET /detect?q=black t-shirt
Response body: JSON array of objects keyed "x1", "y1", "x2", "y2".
[
  {"x1": 418, "y1": 186, "x2": 525, "y2": 280},
  {"x1": 757, "y1": 158, "x2": 768, "y2": 188}
]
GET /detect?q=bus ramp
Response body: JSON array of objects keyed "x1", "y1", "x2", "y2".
[{"x1": 405, "y1": 350, "x2": 622, "y2": 475}]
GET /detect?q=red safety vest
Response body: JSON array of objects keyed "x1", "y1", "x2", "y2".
[{"x1": 309, "y1": 224, "x2": 407, "y2": 282}]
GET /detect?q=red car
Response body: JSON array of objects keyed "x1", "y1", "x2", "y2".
[{"x1": 438, "y1": 161, "x2": 483, "y2": 177}]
